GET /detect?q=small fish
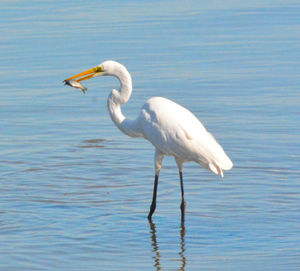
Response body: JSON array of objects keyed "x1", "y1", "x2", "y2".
[{"x1": 64, "y1": 79, "x2": 87, "y2": 94}]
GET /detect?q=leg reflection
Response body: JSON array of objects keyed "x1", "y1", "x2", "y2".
[
  {"x1": 179, "y1": 221, "x2": 186, "y2": 271},
  {"x1": 148, "y1": 219, "x2": 162, "y2": 271},
  {"x1": 148, "y1": 219, "x2": 187, "y2": 271}
]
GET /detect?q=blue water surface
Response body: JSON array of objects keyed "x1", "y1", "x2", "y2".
[{"x1": 1, "y1": 1, "x2": 300, "y2": 270}]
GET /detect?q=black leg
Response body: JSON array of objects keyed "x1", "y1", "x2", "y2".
[
  {"x1": 179, "y1": 171, "x2": 186, "y2": 222},
  {"x1": 148, "y1": 174, "x2": 159, "y2": 220}
]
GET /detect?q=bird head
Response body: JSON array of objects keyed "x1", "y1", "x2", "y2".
[
  {"x1": 64, "y1": 60, "x2": 127, "y2": 82},
  {"x1": 63, "y1": 60, "x2": 131, "y2": 94}
]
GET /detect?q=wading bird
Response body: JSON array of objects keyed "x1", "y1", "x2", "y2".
[{"x1": 64, "y1": 60, "x2": 233, "y2": 221}]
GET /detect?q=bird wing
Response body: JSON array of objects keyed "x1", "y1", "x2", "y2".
[{"x1": 139, "y1": 97, "x2": 233, "y2": 175}]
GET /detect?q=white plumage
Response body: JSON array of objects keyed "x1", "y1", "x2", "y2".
[
  {"x1": 64, "y1": 60, "x2": 233, "y2": 220},
  {"x1": 139, "y1": 96, "x2": 233, "y2": 177}
]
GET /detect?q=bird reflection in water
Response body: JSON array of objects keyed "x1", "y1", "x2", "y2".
[
  {"x1": 148, "y1": 220, "x2": 186, "y2": 271},
  {"x1": 179, "y1": 223, "x2": 186, "y2": 270}
]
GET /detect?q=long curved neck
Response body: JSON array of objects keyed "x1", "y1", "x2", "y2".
[
  {"x1": 107, "y1": 71, "x2": 132, "y2": 126},
  {"x1": 107, "y1": 67, "x2": 142, "y2": 138}
]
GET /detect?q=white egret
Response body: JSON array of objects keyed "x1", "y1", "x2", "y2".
[{"x1": 64, "y1": 60, "x2": 233, "y2": 221}]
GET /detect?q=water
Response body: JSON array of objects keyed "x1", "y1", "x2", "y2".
[{"x1": 1, "y1": 1, "x2": 300, "y2": 270}]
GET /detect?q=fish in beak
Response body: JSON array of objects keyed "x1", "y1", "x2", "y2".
[{"x1": 63, "y1": 66, "x2": 104, "y2": 94}]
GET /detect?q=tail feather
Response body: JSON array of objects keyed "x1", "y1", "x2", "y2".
[
  {"x1": 205, "y1": 132, "x2": 233, "y2": 171},
  {"x1": 209, "y1": 162, "x2": 224, "y2": 177}
]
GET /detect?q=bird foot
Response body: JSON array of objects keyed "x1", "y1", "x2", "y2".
[{"x1": 148, "y1": 204, "x2": 156, "y2": 220}]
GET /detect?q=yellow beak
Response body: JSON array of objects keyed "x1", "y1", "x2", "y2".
[{"x1": 64, "y1": 66, "x2": 103, "y2": 82}]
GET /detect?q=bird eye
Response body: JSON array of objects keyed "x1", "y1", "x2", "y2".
[{"x1": 93, "y1": 66, "x2": 103, "y2": 73}]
